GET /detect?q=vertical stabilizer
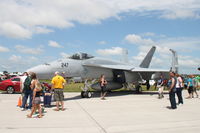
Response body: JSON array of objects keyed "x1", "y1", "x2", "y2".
[
  {"x1": 139, "y1": 46, "x2": 156, "y2": 68},
  {"x1": 170, "y1": 49, "x2": 178, "y2": 73}
]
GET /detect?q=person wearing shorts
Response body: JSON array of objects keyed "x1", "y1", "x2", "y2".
[
  {"x1": 192, "y1": 75, "x2": 199, "y2": 98},
  {"x1": 186, "y1": 75, "x2": 194, "y2": 99},
  {"x1": 27, "y1": 73, "x2": 43, "y2": 118},
  {"x1": 54, "y1": 89, "x2": 64, "y2": 101},
  {"x1": 157, "y1": 75, "x2": 164, "y2": 99},
  {"x1": 51, "y1": 71, "x2": 66, "y2": 111},
  {"x1": 100, "y1": 74, "x2": 107, "y2": 100}
]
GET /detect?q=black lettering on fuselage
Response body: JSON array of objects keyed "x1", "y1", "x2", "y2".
[{"x1": 61, "y1": 63, "x2": 69, "y2": 68}]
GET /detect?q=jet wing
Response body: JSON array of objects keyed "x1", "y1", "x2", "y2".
[
  {"x1": 131, "y1": 68, "x2": 169, "y2": 72},
  {"x1": 83, "y1": 64, "x2": 134, "y2": 71},
  {"x1": 83, "y1": 64, "x2": 169, "y2": 80},
  {"x1": 131, "y1": 68, "x2": 170, "y2": 80},
  {"x1": 83, "y1": 64, "x2": 169, "y2": 72}
]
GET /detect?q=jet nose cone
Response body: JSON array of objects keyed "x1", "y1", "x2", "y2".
[{"x1": 26, "y1": 64, "x2": 53, "y2": 79}]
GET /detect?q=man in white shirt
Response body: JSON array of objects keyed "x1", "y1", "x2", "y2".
[
  {"x1": 20, "y1": 72, "x2": 28, "y2": 109},
  {"x1": 20, "y1": 72, "x2": 28, "y2": 93}
]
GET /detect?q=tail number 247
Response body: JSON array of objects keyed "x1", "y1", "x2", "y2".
[{"x1": 61, "y1": 63, "x2": 69, "y2": 68}]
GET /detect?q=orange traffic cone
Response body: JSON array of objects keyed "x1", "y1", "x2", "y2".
[{"x1": 17, "y1": 96, "x2": 22, "y2": 107}]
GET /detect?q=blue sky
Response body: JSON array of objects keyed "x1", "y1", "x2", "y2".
[{"x1": 0, "y1": 0, "x2": 200, "y2": 74}]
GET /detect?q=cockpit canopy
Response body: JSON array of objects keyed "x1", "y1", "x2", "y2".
[{"x1": 69, "y1": 53, "x2": 94, "y2": 60}]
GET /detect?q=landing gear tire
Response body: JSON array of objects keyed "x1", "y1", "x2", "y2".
[
  {"x1": 81, "y1": 91, "x2": 85, "y2": 98},
  {"x1": 7, "y1": 86, "x2": 14, "y2": 94},
  {"x1": 86, "y1": 91, "x2": 92, "y2": 98},
  {"x1": 81, "y1": 91, "x2": 92, "y2": 98}
]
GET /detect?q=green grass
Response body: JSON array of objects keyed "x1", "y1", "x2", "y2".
[
  {"x1": 39, "y1": 79, "x2": 200, "y2": 92},
  {"x1": 40, "y1": 79, "x2": 157, "y2": 92},
  {"x1": 40, "y1": 79, "x2": 51, "y2": 84},
  {"x1": 40, "y1": 79, "x2": 84, "y2": 92},
  {"x1": 64, "y1": 83, "x2": 84, "y2": 92}
]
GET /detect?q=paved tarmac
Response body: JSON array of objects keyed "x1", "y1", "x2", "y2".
[{"x1": 0, "y1": 90, "x2": 200, "y2": 133}]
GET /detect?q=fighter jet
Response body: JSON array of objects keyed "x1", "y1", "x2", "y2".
[{"x1": 27, "y1": 46, "x2": 171, "y2": 96}]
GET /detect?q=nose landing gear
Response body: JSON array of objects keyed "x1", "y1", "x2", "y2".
[
  {"x1": 80, "y1": 79, "x2": 96, "y2": 98},
  {"x1": 81, "y1": 91, "x2": 92, "y2": 98}
]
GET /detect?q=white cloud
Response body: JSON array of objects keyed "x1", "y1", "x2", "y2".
[
  {"x1": 157, "y1": 37, "x2": 200, "y2": 53},
  {"x1": 0, "y1": 55, "x2": 50, "y2": 72},
  {"x1": 35, "y1": 27, "x2": 53, "y2": 34},
  {"x1": 126, "y1": 33, "x2": 200, "y2": 74},
  {"x1": 48, "y1": 40, "x2": 62, "y2": 48},
  {"x1": 98, "y1": 41, "x2": 107, "y2": 45},
  {"x1": 132, "y1": 52, "x2": 147, "y2": 62},
  {"x1": 29, "y1": 56, "x2": 38, "y2": 61},
  {"x1": 0, "y1": 22, "x2": 32, "y2": 39},
  {"x1": 0, "y1": 46, "x2": 10, "y2": 52},
  {"x1": 161, "y1": 9, "x2": 200, "y2": 20},
  {"x1": 179, "y1": 56, "x2": 200, "y2": 68},
  {"x1": 177, "y1": 55, "x2": 200, "y2": 74},
  {"x1": 0, "y1": 0, "x2": 200, "y2": 39},
  {"x1": 125, "y1": 34, "x2": 155, "y2": 45},
  {"x1": 15, "y1": 45, "x2": 44, "y2": 55},
  {"x1": 96, "y1": 47, "x2": 124, "y2": 55},
  {"x1": 141, "y1": 32, "x2": 156, "y2": 37},
  {"x1": 9, "y1": 55, "x2": 22, "y2": 62}
]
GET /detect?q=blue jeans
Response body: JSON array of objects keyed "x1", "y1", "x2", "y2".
[
  {"x1": 22, "y1": 90, "x2": 33, "y2": 109},
  {"x1": 169, "y1": 91, "x2": 177, "y2": 109},
  {"x1": 43, "y1": 94, "x2": 52, "y2": 106},
  {"x1": 176, "y1": 87, "x2": 183, "y2": 104}
]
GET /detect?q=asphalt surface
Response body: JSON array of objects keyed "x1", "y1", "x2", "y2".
[{"x1": 0, "y1": 90, "x2": 200, "y2": 133}]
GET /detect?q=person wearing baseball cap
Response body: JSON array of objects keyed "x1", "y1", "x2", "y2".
[{"x1": 51, "y1": 71, "x2": 66, "y2": 111}]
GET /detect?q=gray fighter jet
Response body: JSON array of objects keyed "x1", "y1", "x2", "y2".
[{"x1": 27, "y1": 46, "x2": 171, "y2": 96}]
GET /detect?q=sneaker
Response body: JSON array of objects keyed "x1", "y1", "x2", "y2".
[
  {"x1": 53, "y1": 108, "x2": 59, "y2": 111},
  {"x1": 166, "y1": 106, "x2": 177, "y2": 110},
  {"x1": 21, "y1": 108, "x2": 26, "y2": 111},
  {"x1": 179, "y1": 103, "x2": 183, "y2": 106}
]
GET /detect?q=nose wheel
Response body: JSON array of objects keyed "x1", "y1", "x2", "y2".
[
  {"x1": 80, "y1": 79, "x2": 96, "y2": 98},
  {"x1": 81, "y1": 91, "x2": 92, "y2": 98}
]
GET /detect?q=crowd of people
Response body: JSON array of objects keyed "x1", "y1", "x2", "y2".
[
  {"x1": 157, "y1": 72, "x2": 200, "y2": 109},
  {"x1": 19, "y1": 71, "x2": 66, "y2": 118},
  {"x1": 19, "y1": 71, "x2": 110, "y2": 118},
  {"x1": 17, "y1": 70, "x2": 200, "y2": 118}
]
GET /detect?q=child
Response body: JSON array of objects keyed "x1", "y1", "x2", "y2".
[{"x1": 43, "y1": 83, "x2": 52, "y2": 107}]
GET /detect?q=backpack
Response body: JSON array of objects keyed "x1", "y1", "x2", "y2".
[{"x1": 23, "y1": 76, "x2": 31, "y2": 90}]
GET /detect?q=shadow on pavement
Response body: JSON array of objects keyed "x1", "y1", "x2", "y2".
[{"x1": 63, "y1": 91, "x2": 169, "y2": 101}]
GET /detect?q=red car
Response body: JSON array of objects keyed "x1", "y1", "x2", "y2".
[
  {"x1": 0, "y1": 77, "x2": 21, "y2": 94},
  {"x1": 0, "y1": 77, "x2": 51, "y2": 94}
]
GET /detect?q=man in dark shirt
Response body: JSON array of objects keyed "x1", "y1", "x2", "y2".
[
  {"x1": 21, "y1": 72, "x2": 33, "y2": 111},
  {"x1": 168, "y1": 72, "x2": 177, "y2": 109}
]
